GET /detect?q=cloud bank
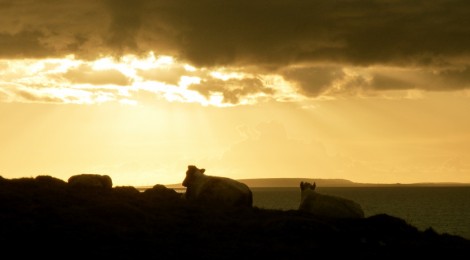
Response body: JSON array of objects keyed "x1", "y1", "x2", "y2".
[{"x1": 1, "y1": 0, "x2": 470, "y2": 104}]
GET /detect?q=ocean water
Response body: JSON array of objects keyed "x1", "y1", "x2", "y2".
[{"x1": 251, "y1": 186, "x2": 470, "y2": 240}]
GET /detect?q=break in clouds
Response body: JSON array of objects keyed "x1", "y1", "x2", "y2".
[{"x1": 1, "y1": 0, "x2": 470, "y2": 105}]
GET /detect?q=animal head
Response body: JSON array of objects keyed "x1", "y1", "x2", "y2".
[
  {"x1": 300, "y1": 181, "x2": 316, "y2": 191},
  {"x1": 182, "y1": 165, "x2": 206, "y2": 187}
]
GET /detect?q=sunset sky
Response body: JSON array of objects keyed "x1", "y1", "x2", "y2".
[{"x1": 1, "y1": 0, "x2": 470, "y2": 186}]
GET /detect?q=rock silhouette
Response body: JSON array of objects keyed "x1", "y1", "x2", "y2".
[
  {"x1": 1, "y1": 175, "x2": 469, "y2": 259},
  {"x1": 68, "y1": 173, "x2": 113, "y2": 189}
]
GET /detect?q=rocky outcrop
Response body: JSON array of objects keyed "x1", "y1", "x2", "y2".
[
  {"x1": 68, "y1": 173, "x2": 113, "y2": 189},
  {"x1": 0, "y1": 175, "x2": 469, "y2": 259}
]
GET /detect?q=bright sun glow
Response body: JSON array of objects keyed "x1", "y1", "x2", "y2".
[{"x1": 0, "y1": 52, "x2": 295, "y2": 107}]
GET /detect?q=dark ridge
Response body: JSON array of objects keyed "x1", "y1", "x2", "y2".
[{"x1": 1, "y1": 175, "x2": 469, "y2": 259}]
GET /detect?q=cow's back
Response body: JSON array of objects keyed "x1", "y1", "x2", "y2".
[
  {"x1": 196, "y1": 177, "x2": 252, "y2": 207},
  {"x1": 300, "y1": 192, "x2": 364, "y2": 219}
]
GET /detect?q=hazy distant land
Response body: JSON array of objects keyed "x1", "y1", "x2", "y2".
[{"x1": 162, "y1": 178, "x2": 470, "y2": 189}]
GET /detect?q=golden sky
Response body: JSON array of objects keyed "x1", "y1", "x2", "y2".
[{"x1": 1, "y1": 0, "x2": 470, "y2": 186}]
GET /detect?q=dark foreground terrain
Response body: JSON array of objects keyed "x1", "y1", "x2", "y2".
[{"x1": 1, "y1": 175, "x2": 470, "y2": 259}]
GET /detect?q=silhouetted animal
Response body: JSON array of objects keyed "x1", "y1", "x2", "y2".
[
  {"x1": 299, "y1": 181, "x2": 364, "y2": 218},
  {"x1": 182, "y1": 165, "x2": 253, "y2": 207},
  {"x1": 68, "y1": 174, "x2": 113, "y2": 189}
]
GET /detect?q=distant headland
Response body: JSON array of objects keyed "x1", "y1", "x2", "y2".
[{"x1": 161, "y1": 177, "x2": 470, "y2": 189}]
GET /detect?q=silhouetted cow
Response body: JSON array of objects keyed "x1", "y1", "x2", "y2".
[
  {"x1": 299, "y1": 181, "x2": 364, "y2": 218},
  {"x1": 182, "y1": 165, "x2": 253, "y2": 207}
]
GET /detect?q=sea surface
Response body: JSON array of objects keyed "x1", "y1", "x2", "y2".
[{"x1": 250, "y1": 186, "x2": 470, "y2": 240}]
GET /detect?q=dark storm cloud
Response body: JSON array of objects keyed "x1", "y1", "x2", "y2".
[
  {"x1": 139, "y1": 0, "x2": 470, "y2": 68},
  {"x1": 369, "y1": 74, "x2": 415, "y2": 90},
  {"x1": 2, "y1": 0, "x2": 469, "y2": 65},
  {"x1": 432, "y1": 66, "x2": 470, "y2": 90},
  {"x1": 367, "y1": 66, "x2": 470, "y2": 91},
  {"x1": 103, "y1": 0, "x2": 144, "y2": 55},
  {"x1": 0, "y1": 0, "x2": 107, "y2": 58},
  {"x1": 0, "y1": 31, "x2": 52, "y2": 58},
  {"x1": 280, "y1": 66, "x2": 346, "y2": 96},
  {"x1": 2, "y1": 0, "x2": 470, "y2": 94}
]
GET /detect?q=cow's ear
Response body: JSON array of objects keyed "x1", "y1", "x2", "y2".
[{"x1": 201, "y1": 168, "x2": 206, "y2": 174}]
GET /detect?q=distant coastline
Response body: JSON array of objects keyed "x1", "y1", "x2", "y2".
[{"x1": 155, "y1": 178, "x2": 470, "y2": 190}]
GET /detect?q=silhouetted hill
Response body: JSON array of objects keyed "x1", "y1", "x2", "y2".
[
  {"x1": 163, "y1": 177, "x2": 470, "y2": 189},
  {"x1": 1, "y1": 175, "x2": 470, "y2": 259}
]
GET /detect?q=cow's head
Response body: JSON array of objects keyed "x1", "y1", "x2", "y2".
[
  {"x1": 300, "y1": 181, "x2": 316, "y2": 191},
  {"x1": 182, "y1": 165, "x2": 205, "y2": 187}
]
